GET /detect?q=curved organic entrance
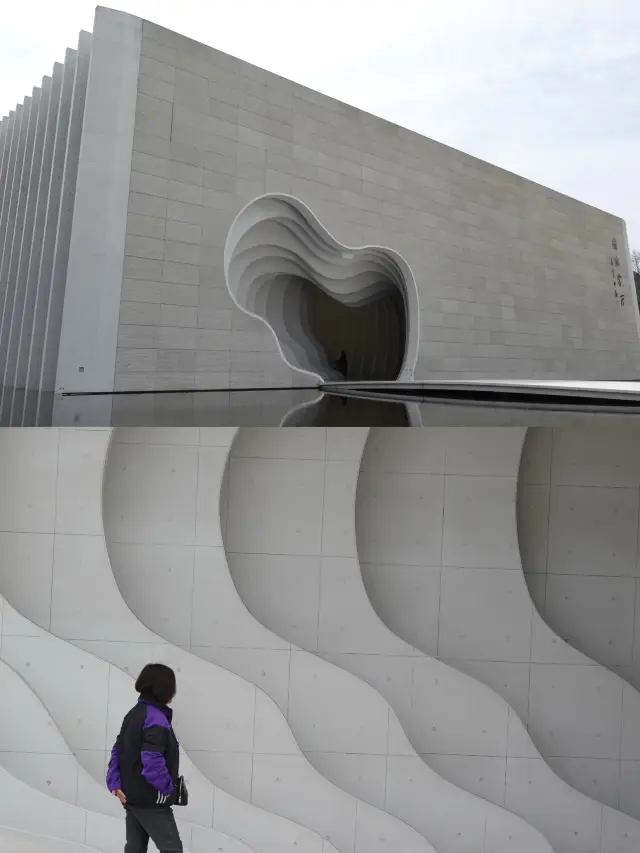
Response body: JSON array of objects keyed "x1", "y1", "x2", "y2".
[{"x1": 224, "y1": 194, "x2": 419, "y2": 383}]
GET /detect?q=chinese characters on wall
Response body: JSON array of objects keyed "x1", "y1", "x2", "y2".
[{"x1": 610, "y1": 238, "x2": 626, "y2": 306}]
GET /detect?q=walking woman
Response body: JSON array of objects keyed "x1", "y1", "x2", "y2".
[{"x1": 106, "y1": 663, "x2": 186, "y2": 853}]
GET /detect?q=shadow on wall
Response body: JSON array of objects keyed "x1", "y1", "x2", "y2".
[{"x1": 224, "y1": 194, "x2": 420, "y2": 383}]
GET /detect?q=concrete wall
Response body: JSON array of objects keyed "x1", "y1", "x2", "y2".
[
  {"x1": 4, "y1": 7, "x2": 640, "y2": 424},
  {"x1": 0, "y1": 428, "x2": 435, "y2": 853},
  {"x1": 103, "y1": 427, "x2": 554, "y2": 853},
  {"x1": 518, "y1": 427, "x2": 640, "y2": 817},
  {"x1": 53, "y1": 8, "x2": 142, "y2": 429},
  {"x1": 4, "y1": 427, "x2": 640, "y2": 851},
  {"x1": 109, "y1": 14, "x2": 640, "y2": 401},
  {"x1": 355, "y1": 428, "x2": 640, "y2": 830}
]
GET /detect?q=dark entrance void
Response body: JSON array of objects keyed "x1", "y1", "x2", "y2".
[{"x1": 296, "y1": 279, "x2": 406, "y2": 381}]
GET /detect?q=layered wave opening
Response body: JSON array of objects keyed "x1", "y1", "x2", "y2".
[{"x1": 224, "y1": 194, "x2": 419, "y2": 383}]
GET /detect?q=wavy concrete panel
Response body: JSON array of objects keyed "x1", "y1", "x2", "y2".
[
  {"x1": 0, "y1": 639, "x2": 120, "y2": 853},
  {"x1": 518, "y1": 427, "x2": 640, "y2": 816},
  {"x1": 352, "y1": 427, "x2": 640, "y2": 851},
  {"x1": 0, "y1": 660, "x2": 144, "y2": 853},
  {"x1": 103, "y1": 427, "x2": 437, "y2": 853},
  {"x1": 0, "y1": 765, "x2": 121, "y2": 853},
  {"x1": 0, "y1": 826, "x2": 101, "y2": 853},
  {"x1": 0, "y1": 427, "x2": 426, "y2": 853},
  {"x1": 0, "y1": 608, "x2": 257, "y2": 853},
  {"x1": 0, "y1": 429, "x2": 336, "y2": 853},
  {"x1": 225, "y1": 429, "x2": 558, "y2": 853},
  {"x1": 225, "y1": 428, "x2": 640, "y2": 853},
  {"x1": 224, "y1": 194, "x2": 419, "y2": 382},
  {"x1": 103, "y1": 426, "x2": 553, "y2": 853}
]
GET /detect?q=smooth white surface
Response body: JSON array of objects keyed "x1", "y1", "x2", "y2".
[
  {"x1": 5, "y1": 426, "x2": 640, "y2": 852},
  {"x1": 0, "y1": 618, "x2": 257, "y2": 853},
  {"x1": 353, "y1": 428, "x2": 640, "y2": 846},
  {"x1": 0, "y1": 427, "x2": 426, "y2": 853},
  {"x1": 102, "y1": 429, "x2": 437, "y2": 853},
  {"x1": 54, "y1": 7, "x2": 142, "y2": 421},
  {"x1": 222, "y1": 429, "x2": 640, "y2": 853},
  {"x1": 102, "y1": 425, "x2": 640, "y2": 852},
  {"x1": 0, "y1": 757, "x2": 117, "y2": 852},
  {"x1": 519, "y1": 427, "x2": 640, "y2": 815},
  {"x1": 0, "y1": 826, "x2": 102, "y2": 853},
  {"x1": 220, "y1": 429, "x2": 553, "y2": 853},
  {"x1": 0, "y1": 431, "x2": 338, "y2": 853}
]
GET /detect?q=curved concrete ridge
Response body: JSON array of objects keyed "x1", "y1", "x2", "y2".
[
  {"x1": 517, "y1": 427, "x2": 640, "y2": 817},
  {"x1": 0, "y1": 569, "x2": 258, "y2": 849},
  {"x1": 223, "y1": 429, "x2": 558, "y2": 853},
  {"x1": 0, "y1": 428, "x2": 337, "y2": 853},
  {"x1": 104, "y1": 426, "x2": 552, "y2": 853},
  {"x1": 0, "y1": 662, "x2": 142, "y2": 853},
  {"x1": 0, "y1": 826, "x2": 102, "y2": 853},
  {"x1": 224, "y1": 194, "x2": 420, "y2": 383},
  {"x1": 353, "y1": 427, "x2": 640, "y2": 853},
  {"x1": 0, "y1": 733, "x2": 119, "y2": 852},
  {"x1": 0, "y1": 625, "x2": 256, "y2": 853},
  {"x1": 517, "y1": 427, "x2": 640, "y2": 684},
  {"x1": 103, "y1": 427, "x2": 437, "y2": 853}
]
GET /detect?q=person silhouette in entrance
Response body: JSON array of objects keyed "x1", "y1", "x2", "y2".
[{"x1": 334, "y1": 349, "x2": 348, "y2": 379}]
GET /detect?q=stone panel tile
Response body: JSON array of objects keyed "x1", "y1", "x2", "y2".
[
  {"x1": 126, "y1": 213, "x2": 166, "y2": 239},
  {"x1": 128, "y1": 192, "x2": 167, "y2": 218},
  {"x1": 131, "y1": 151, "x2": 170, "y2": 179},
  {"x1": 138, "y1": 74, "x2": 174, "y2": 103},
  {"x1": 139, "y1": 54, "x2": 176, "y2": 84},
  {"x1": 165, "y1": 220, "x2": 201, "y2": 244},
  {"x1": 115, "y1": 348, "x2": 158, "y2": 373},
  {"x1": 163, "y1": 261, "x2": 200, "y2": 285},
  {"x1": 163, "y1": 241, "x2": 200, "y2": 265},
  {"x1": 124, "y1": 235, "x2": 164, "y2": 260},
  {"x1": 119, "y1": 302, "x2": 162, "y2": 327},
  {"x1": 159, "y1": 305, "x2": 197, "y2": 328}
]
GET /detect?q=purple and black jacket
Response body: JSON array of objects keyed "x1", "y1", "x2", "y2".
[{"x1": 106, "y1": 695, "x2": 180, "y2": 808}]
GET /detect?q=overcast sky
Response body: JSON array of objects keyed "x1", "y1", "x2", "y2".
[{"x1": 2, "y1": 0, "x2": 639, "y2": 249}]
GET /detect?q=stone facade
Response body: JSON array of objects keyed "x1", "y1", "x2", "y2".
[{"x1": 2, "y1": 7, "x2": 640, "y2": 425}]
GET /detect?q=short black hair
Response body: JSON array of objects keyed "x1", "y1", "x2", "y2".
[{"x1": 135, "y1": 663, "x2": 176, "y2": 705}]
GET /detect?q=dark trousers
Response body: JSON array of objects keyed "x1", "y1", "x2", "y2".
[{"x1": 124, "y1": 806, "x2": 183, "y2": 853}]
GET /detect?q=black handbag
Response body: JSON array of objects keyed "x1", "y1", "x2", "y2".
[{"x1": 175, "y1": 775, "x2": 188, "y2": 807}]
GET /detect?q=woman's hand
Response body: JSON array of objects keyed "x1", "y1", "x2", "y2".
[{"x1": 112, "y1": 789, "x2": 127, "y2": 804}]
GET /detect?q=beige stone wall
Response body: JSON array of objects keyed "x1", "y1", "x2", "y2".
[{"x1": 114, "y1": 18, "x2": 640, "y2": 394}]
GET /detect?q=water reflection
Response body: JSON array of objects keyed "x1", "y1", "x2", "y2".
[
  {"x1": 282, "y1": 394, "x2": 410, "y2": 426},
  {"x1": 51, "y1": 388, "x2": 412, "y2": 427},
  {"x1": 43, "y1": 386, "x2": 640, "y2": 427}
]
